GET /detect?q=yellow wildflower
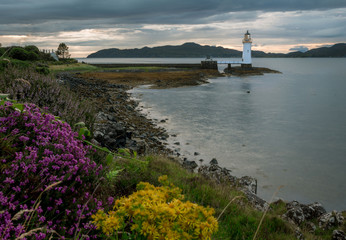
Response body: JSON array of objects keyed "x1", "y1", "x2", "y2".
[{"x1": 91, "y1": 176, "x2": 218, "y2": 239}]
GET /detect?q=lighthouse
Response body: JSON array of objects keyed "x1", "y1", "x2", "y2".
[{"x1": 241, "y1": 30, "x2": 252, "y2": 68}]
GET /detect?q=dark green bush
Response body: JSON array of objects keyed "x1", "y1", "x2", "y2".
[
  {"x1": 35, "y1": 66, "x2": 50, "y2": 75},
  {"x1": 8, "y1": 47, "x2": 29, "y2": 60},
  {"x1": 24, "y1": 45, "x2": 40, "y2": 54},
  {"x1": 0, "y1": 47, "x2": 6, "y2": 57},
  {"x1": 0, "y1": 59, "x2": 10, "y2": 71},
  {"x1": 27, "y1": 51, "x2": 39, "y2": 61},
  {"x1": 0, "y1": 59, "x2": 31, "y2": 72}
]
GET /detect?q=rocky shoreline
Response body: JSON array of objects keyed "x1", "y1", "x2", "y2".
[{"x1": 58, "y1": 70, "x2": 345, "y2": 239}]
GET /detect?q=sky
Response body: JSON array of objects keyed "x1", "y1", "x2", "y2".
[{"x1": 0, "y1": 0, "x2": 345, "y2": 57}]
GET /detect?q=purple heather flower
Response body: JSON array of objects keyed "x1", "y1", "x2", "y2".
[
  {"x1": 4, "y1": 177, "x2": 14, "y2": 184},
  {"x1": 11, "y1": 128, "x2": 20, "y2": 135},
  {"x1": 107, "y1": 197, "x2": 114, "y2": 205},
  {"x1": 39, "y1": 216, "x2": 46, "y2": 222},
  {"x1": 11, "y1": 186, "x2": 21, "y2": 192},
  {"x1": 55, "y1": 198, "x2": 63, "y2": 206},
  {"x1": 65, "y1": 209, "x2": 71, "y2": 215},
  {"x1": 0, "y1": 102, "x2": 103, "y2": 237}
]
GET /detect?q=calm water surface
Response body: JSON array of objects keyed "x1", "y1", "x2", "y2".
[{"x1": 84, "y1": 58, "x2": 346, "y2": 211}]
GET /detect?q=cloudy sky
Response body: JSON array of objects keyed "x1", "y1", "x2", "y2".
[{"x1": 1, "y1": 0, "x2": 345, "y2": 57}]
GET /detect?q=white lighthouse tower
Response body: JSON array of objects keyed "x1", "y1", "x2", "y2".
[{"x1": 242, "y1": 30, "x2": 252, "y2": 67}]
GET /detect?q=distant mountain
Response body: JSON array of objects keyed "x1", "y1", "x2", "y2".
[
  {"x1": 286, "y1": 43, "x2": 346, "y2": 57},
  {"x1": 87, "y1": 43, "x2": 346, "y2": 58}
]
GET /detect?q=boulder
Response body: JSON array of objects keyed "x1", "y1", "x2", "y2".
[
  {"x1": 283, "y1": 206, "x2": 305, "y2": 225},
  {"x1": 301, "y1": 202, "x2": 326, "y2": 220},
  {"x1": 319, "y1": 211, "x2": 344, "y2": 230},
  {"x1": 182, "y1": 160, "x2": 198, "y2": 170},
  {"x1": 210, "y1": 158, "x2": 218, "y2": 165},
  {"x1": 332, "y1": 230, "x2": 346, "y2": 240}
]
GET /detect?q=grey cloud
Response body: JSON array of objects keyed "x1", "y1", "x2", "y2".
[{"x1": 0, "y1": 0, "x2": 345, "y2": 25}]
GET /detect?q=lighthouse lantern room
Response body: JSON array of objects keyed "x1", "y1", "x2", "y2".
[{"x1": 242, "y1": 30, "x2": 252, "y2": 67}]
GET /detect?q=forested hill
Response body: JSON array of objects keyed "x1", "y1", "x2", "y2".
[{"x1": 87, "y1": 42, "x2": 346, "y2": 58}]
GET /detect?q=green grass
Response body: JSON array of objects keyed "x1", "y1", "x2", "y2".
[
  {"x1": 49, "y1": 62, "x2": 99, "y2": 73},
  {"x1": 111, "y1": 155, "x2": 298, "y2": 240},
  {"x1": 111, "y1": 155, "x2": 346, "y2": 239}
]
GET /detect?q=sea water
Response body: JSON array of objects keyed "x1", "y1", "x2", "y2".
[{"x1": 82, "y1": 58, "x2": 346, "y2": 211}]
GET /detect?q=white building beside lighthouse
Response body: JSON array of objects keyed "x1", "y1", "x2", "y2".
[{"x1": 242, "y1": 30, "x2": 252, "y2": 67}]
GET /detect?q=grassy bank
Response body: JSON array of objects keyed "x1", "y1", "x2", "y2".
[
  {"x1": 49, "y1": 62, "x2": 99, "y2": 73},
  {"x1": 117, "y1": 155, "x2": 296, "y2": 239},
  {"x1": 1, "y1": 61, "x2": 344, "y2": 239}
]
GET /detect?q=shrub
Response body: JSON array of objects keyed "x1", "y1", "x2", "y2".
[
  {"x1": 0, "y1": 66, "x2": 95, "y2": 130},
  {"x1": 92, "y1": 175, "x2": 218, "y2": 239},
  {"x1": 24, "y1": 45, "x2": 40, "y2": 55},
  {"x1": 35, "y1": 66, "x2": 50, "y2": 75},
  {"x1": 0, "y1": 102, "x2": 104, "y2": 238},
  {"x1": 8, "y1": 47, "x2": 29, "y2": 61},
  {"x1": 0, "y1": 48, "x2": 6, "y2": 57},
  {"x1": 0, "y1": 59, "x2": 10, "y2": 72},
  {"x1": 27, "y1": 52, "x2": 39, "y2": 61}
]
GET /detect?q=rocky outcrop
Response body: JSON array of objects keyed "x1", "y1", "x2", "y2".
[
  {"x1": 283, "y1": 201, "x2": 327, "y2": 225},
  {"x1": 318, "y1": 211, "x2": 344, "y2": 230},
  {"x1": 282, "y1": 200, "x2": 345, "y2": 239},
  {"x1": 197, "y1": 160, "x2": 266, "y2": 210}
]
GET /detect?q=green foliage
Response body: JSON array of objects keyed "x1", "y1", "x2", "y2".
[
  {"x1": 0, "y1": 94, "x2": 25, "y2": 112},
  {"x1": 27, "y1": 51, "x2": 39, "y2": 61},
  {"x1": 0, "y1": 60, "x2": 9, "y2": 71},
  {"x1": 0, "y1": 45, "x2": 56, "y2": 65},
  {"x1": 0, "y1": 59, "x2": 31, "y2": 71},
  {"x1": 8, "y1": 47, "x2": 29, "y2": 60},
  {"x1": 35, "y1": 66, "x2": 50, "y2": 75},
  {"x1": 0, "y1": 47, "x2": 5, "y2": 57},
  {"x1": 49, "y1": 62, "x2": 98, "y2": 73},
  {"x1": 24, "y1": 45, "x2": 40, "y2": 54}
]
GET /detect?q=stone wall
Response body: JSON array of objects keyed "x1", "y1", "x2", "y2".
[{"x1": 201, "y1": 60, "x2": 218, "y2": 69}]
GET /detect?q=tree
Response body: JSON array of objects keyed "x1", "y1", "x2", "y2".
[{"x1": 56, "y1": 43, "x2": 71, "y2": 59}]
